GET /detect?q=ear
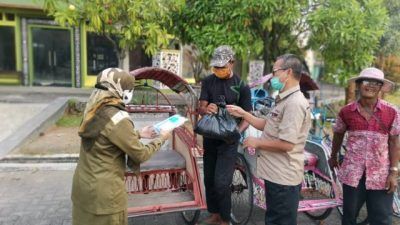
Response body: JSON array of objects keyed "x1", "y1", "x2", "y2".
[{"x1": 286, "y1": 68, "x2": 293, "y2": 78}]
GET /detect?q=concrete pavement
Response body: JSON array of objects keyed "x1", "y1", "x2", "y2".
[
  {"x1": 3, "y1": 167, "x2": 399, "y2": 224},
  {"x1": 0, "y1": 103, "x2": 46, "y2": 142},
  {"x1": 0, "y1": 168, "x2": 343, "y2": 225}
]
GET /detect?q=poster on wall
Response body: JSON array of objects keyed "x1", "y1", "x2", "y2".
[
  {"x1": 152, "y1": 50, "x2": 181, "y2": 89},
  {"x1": 248, "y1": 60, "x2": 265, "y2": 85}
]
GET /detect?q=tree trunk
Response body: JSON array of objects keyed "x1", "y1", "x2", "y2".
[
  {"x1": 193, "y1": 61, "x2": 203, "y2": 84},
  {"x1": 345, "y1": 82, "x2": 356, "y2": 104},
  {"x1": 117, "y1": 50, "x2": 126, "y2": 69},
  {"x1": 262, "y1": 42, "x2": 271, "y2": 90},
  {"x1": 103, "y1": 34, "x2": 125, "y2": 68},
  {"x1": 261, "y1": 29, "x2": 271, "y2": 75}
]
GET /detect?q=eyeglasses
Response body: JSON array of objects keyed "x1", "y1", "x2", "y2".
[
  {"x1": 360, "y1": 80, "x2": 383, "y2": 87},
  {"x1": 272, "y1": 68, "x2": 288, "y2": 76}
]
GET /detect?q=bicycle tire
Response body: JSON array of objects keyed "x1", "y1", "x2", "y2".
[
  {"x1": 304, "y1": 207, "x2": 333, "y2": 221},
  {"x1": 231, "y1": 154, "x2": 254, "y2": 225},
  {"x1": 181, "y1": 210, "x2": 201, "y2": 225}
]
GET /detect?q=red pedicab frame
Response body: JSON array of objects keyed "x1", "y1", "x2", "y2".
[{"x1": 124, "y1": 67, "x2": 205, "y2": 223}]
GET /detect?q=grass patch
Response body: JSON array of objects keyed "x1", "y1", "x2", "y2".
[
  {"x1": 55, "y1": 98, "x2": 85, "y2": 127},
  {"x1": 56, "y1": 114, "x2": 82, "y2": 127}
]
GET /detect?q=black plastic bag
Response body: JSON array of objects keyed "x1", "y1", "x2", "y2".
[{"x1": 194, "y1": 106, "x2": 241, "y2": 143}]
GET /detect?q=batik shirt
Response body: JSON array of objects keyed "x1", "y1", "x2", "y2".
[{"x1": 334, "y1": 99, "x2": 400, "y2": 190}]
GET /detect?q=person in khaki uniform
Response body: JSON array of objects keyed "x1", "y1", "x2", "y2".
[
  {"x1": 72, "y1": 68, "x2": 171, "y2": 225},
  {"x1": 227, "y1": 54, "x2": 311, "y2": 225}
]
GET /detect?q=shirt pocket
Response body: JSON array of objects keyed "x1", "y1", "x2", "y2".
[{"x1": 265, "y1": 109, "x2": 282, "y2": 137}]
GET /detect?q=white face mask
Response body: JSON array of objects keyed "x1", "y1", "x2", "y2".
[{"x1": 122, "y1": 89, "x2": 133, "y2": 105}]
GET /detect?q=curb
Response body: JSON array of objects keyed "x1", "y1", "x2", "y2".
[
  {"x1": 0, "y1": 154, "x2": 78, "y2": 171},
  {"x1": 0, "y1": 162, "x2": 77, "y2": 171},
  {"x1": 0, "y1": 154, "x2": 79, "y2": 163}
]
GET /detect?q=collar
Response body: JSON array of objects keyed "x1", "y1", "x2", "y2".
[
  {"x1": 276, "y1": 85, "x2": 300, "y2": 103},
  {"x1": 351, "y1": 99, "x2": 382, "y2": 112}
]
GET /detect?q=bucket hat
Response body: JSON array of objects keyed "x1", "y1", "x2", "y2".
[{"x1": 210, "y1": 45, "x2": 235, "y2": 67}]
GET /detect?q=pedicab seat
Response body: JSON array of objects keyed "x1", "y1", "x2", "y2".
[{"x1": 140, "y1": 149, "x2": 186, "y2": 171}]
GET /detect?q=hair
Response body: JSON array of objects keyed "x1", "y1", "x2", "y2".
[{"x1": 276, "y1": 54, "x2": 303, "y2": 80}]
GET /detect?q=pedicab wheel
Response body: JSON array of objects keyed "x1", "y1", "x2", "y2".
[
  {"x1": 181, "y1": 210, "x2": 201, "y2": 225},
  {"x1": 231, "y1": 154, "x2": 253, "y2": 225},
  {"x1": 301, "y1": 186, "x2": 333, "y2": 221}
]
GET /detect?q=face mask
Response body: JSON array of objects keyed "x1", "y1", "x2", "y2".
[
  {"x1": 212, "y1": 67, "x2": 231, "y2": 79},
  {"x1": 122, "y1": 89, "x2": 133, "y2": 105},
  {"x1": 270, "y1": 75, "x2": 287, "y2": 92}
]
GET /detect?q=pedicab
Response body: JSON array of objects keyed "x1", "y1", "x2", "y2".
[{"x1": 124, "y1": 67, "x2": 205, "y2": 224}]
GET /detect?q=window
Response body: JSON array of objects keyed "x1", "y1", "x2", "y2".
[
  {"x1": 87, "y1": 33, "x2": 119, "y2": 75},
  {"x1": 5, "y1": 13, "x2": 14, "y2": 21},
  {"x1": 0, "y1": 26, "x2": 16, "y2": 71}
]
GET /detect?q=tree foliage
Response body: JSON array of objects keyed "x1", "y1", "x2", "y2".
[
  {"x1": 43, "y1": 0, "x2": 184, "y2": 65},
  {"x1": 307, "y1": 0, "x2": 388, "y2": 85},
  {"x1": 377, "y1": 0, "x2": 400, "y2": 57},
  {"x1": 173, "y1": 0, "x2": 388, "y2": 85},
  {"x1": 374, "y1": 0, "x2": 400, "y2": 82}
]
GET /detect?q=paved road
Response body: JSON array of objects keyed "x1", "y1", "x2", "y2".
[
  {"x1": 0, "y1": 169, "x2": 320, "y2": 225},
  {"x1": 0, "y1": 168, "x2": 356, "y2": 225}
]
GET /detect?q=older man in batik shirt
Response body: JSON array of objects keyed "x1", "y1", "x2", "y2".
[{"x1": 329, "y1": 67, "x2": 400, "y2": 225}]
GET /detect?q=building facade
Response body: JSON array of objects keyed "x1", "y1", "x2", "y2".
[{"x1": 0, "y1": 0, "x2": 159, "y2": 88}]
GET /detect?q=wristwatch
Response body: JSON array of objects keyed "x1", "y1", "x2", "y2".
[{"x1": 389, "y1": 167, "x2": 399, "y2": 172}]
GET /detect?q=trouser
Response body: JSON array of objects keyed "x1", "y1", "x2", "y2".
[
  {"x1": 264, "y1": 180, "x2": 301, "y2": 225},
  {"x1": 203, "y1": 138, "x2": 238, "y2": 222},
  {"x1": 342, "y1": 174, "x2": 393, "y2": 225}
]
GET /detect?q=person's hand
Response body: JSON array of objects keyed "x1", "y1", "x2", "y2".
[
  {"x1": 139, "y1": 126, "x2": 158, "y2": 139},
  {"x1": 206, "y1": 103, "x2": 218, "y2": 114},
  {"x1": 159, "y1": 129, "x2": 172, "y2": 141},
  {"x1": 243, "y1": 136, "x2": 259, "y2": 149},
  {"x1": 386, "y1": 172, "x2": 398, "y2": 193},
  {"x1": 226, "y1": 105, "x2": 246, "y2": 118},
  {"x1": 328, "y1": 154, "x2": 339, "y2": 169}
]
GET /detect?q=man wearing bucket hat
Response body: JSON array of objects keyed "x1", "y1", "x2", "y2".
[
  {"x1": 329, "y1": 67, "x2": 400, "y2": 225},
  {"x1": 198, "y1": 45, "x2": 252, "y2": 225},
  {"x1": 71, "y1": 68, "x2": 171, "y2": 225}
]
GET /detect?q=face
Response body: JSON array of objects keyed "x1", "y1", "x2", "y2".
[
  {"x1": 212, "y1": 62, "x2": 233, "y2": 79},
  {"x1": 272, "y1": 59, "x2": 290, "y2": 82},
  {"x1": 358, "y1": 79, "x2": 383, "y2": 99}
]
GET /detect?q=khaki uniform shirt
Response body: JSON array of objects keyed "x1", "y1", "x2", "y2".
[
  {"x1": 257, "y1": 85, "x2": 311, "y2": 185},
  {"x1": 71, "y1": 106, "x2": 165, "y2": 215}
]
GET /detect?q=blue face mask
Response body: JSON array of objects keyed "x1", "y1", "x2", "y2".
[{"x1": 270, "y1": 76, "x2": 285, "y2": 91}]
